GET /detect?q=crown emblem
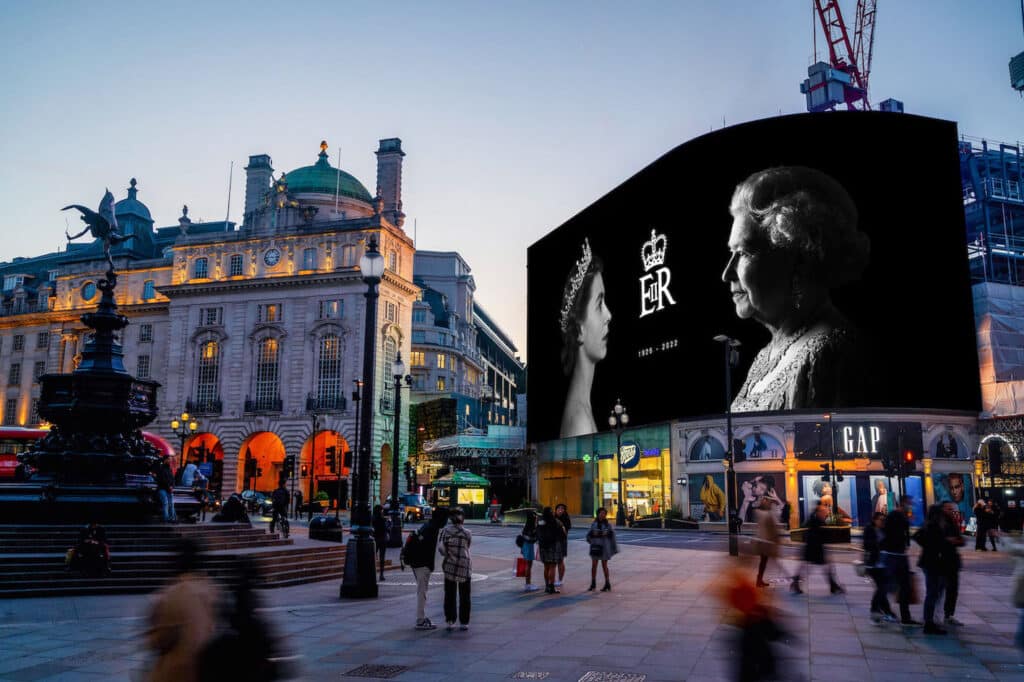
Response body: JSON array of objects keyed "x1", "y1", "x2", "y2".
[
  {"x1": 641, "y1": 229, "x2": 667, "y2": 272},
  {"x1": 559, "y1": 238, "x2": 593, "y2": 333}
]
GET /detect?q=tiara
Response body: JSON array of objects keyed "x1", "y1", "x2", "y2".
[{"x1": 559, "y1": 238, "x2": 593, "y2": 333}]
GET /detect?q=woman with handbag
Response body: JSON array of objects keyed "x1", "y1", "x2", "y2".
[
  {"x1": 518, "y1": 511, "x2": 539, "y2": 592},
  {"x1": 586, "y1": 507, "x2": 618, "y2": 592}
]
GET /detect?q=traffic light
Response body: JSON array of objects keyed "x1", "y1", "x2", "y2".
[
  {"x1": 835, "y1": 468, "x2": 844, "y2": 482},
  {"x1": 820, "y1": 463, "x2": 831, "y2": 480},
  {"x1": 902, "y1": 449, "x2": 917, "y2": 473},
  {"x1": 325, "y1": 446, "x2": 337, "y2": 473},
  {"x1": 283, "y1": 455, "x2": 296, "y2": 478},
  {"x1": 256, "y1": 467, "x2": 263, "y2": 478},
  {"x1": 343, "y1": 450, "x2": 353, "y2": 469}
]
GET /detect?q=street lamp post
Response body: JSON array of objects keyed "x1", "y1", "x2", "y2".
[
  {"x1": 309, "y1": 411, "x2": 319, "y2": 522},
  {"x1": 388, "y1": 352, "x2": 413, "y2": 547},
  {"x1": 713, "y1": 334, "x2": 741, "y2": 557},
  {"x1": 349, "y1": 380, "x2": 363, "y2": 516},
  {"x1": 169, "y1": 411, "x2": 198, "y2": 469},
  {"x1": 608, "y1": 399, "x2": 630, "y2": 527},
  {"x1": 341, "y1": 236, "x2": 385, "y2": 599}
]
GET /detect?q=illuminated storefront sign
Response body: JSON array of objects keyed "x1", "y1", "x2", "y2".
[{"x1": 794, "y1": 421, "x2": 923, "y2": 459}]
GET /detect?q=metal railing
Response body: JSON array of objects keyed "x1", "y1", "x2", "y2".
[
  {"x1": 306, "y1": 395, "x2": 347, "y2": 412},
  {"x1": 186, "y1": 398, "x2": 223, "y2": 415},
  {"x1": 244, "y1": 396, "x2": 282, "y2": 413}
]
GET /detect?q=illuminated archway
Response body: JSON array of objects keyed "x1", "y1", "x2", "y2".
[
  {"x1": 186, "y1": 432, "x2": 225, "y2": 495},
  {"x1": 237, "y1": 431, "x2": 286, "y2": 493},
  {"x1": 300, "y1": 430, "x2": 350, "y2": 509}
]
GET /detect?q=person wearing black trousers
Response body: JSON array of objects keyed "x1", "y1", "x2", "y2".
[
  {"x1": 864, "y1": 512, "x2": 896, "y2": 622},
  {"x1": 941, "y1": 501, "x2": 965, "y2": 627},
  {"x1": 372, "y1": 505, "x2": 391, "y2": 581}
]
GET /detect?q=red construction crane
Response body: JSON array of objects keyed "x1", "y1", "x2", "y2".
[{"x1": 800, "y1": 0, "x2": 877, "y2": 111}]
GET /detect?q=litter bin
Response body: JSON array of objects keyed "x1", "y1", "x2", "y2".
[{"x1": 309, "y1": 514, "x2": 344, "y2": 542}]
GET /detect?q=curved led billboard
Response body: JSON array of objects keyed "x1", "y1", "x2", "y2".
[{"x1": 527, "y1": 113, "x2": 979, "y2": 443}]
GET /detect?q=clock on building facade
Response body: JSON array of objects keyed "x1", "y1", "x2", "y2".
[{"x1": 263, "y1": 248, "x2": 281, "y2": 267}]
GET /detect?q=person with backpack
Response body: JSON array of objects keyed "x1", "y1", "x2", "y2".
[
  {"x1": 402, "y1": 507, "x2": 449, "y2": 630},
  {"x1": 517, "y1": 510, "x2": 539, "y2": 592},
  {"x1": 372, "y1": 505, "x2": 391, "y2": 581}
]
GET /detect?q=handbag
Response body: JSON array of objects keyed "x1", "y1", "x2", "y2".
[
  {"x1": 515, "y1": 534, "x2": 525, "y2": 548},
  {"x1": 589, "y1": 543, "x2": 604, "y2": 558},
  {"x1": 514, "y1": 556, "x2": 529, "y2": 577}
]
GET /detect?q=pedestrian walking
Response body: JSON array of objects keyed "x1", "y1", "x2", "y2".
[
  {"x1": 372, "y1": 504, "x2": 391, "y2": 581},
  {"x1": 790, "y1": 502, "x2": 843, "y2": 595},
  {"x1": 941, "y1": 500, "x2": 965, "y2": 627},
  {"x1": 974, "y1": 500, "x2": 988, "y2": 551},
  {"x1": 754, "y1": 497, "x2": 780, "y2": 587},
  {"x1": 402, "y1": 507, "x2": 449, "y2": 630},
  {"x1": 519, "y1": 510, "x2": 539, "y2": 592},
  {"x1": 198, "y1": 556, "x2": 289, "y2": 681},
  {"x1": 916, "y1": 504, "x2": 951, "y2": 634},
  {"x1": 881, "y1": 494, "x2": 922, "y2": 626},
  {"x1": 439, "y1": 507, "x2": 472, "y2": 630},
  {"x1": 988, "y1": 501, "x2": 1002, "y2": 551},
  {"x1": 554, "y1": 503, "x2": 572, "y2": 587},
  {"x1": 537, "y1": 506, "x2": 565, "y2": 594},
  {"x1": 269, "y1": 480, "x2": 289, "y2": 537},
  {"x1": 719, "y1": 568, "x2": 790, "y2": 682},
  {"x1": 864, "y1": 512, "x2": 897, "y2": 623},
  {"x1": 1004, "y1": 534, "x2": 1024, "y2": 660},
  {"x1": 586, "y1": 507, "x2": 618, "y2": 592},
  {"x1": 144, "y1": 538, "x2": 218, "y2": 682},
  {"x1": 292, "y1": 490, "x2": 303, "y2": 520},
  {"x1": 155, "y1": 456, "x2": 177, "y2": 523}
]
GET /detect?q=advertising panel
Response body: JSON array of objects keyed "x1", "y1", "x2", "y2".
[
  {"x1": 932, "y1": 471, "x2": 973, "y2": 522},
  {"x1": 689, "y1": 435, "x2": 726, "y2": 461},
  {"x1": 688, "y1": 473, "x2": 726, "y2": 521},
  {"x1": 527, "y1": 113, "x2": 978, "y2": 443},
  {"x1": 736, "y1": 472, "x2": 788, "y2": 524},
  {"x1": 793, "y1": 421, "x2": 924, "y2": 459}
]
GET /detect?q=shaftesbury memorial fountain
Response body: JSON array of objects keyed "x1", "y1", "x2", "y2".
[{"x1": 2, "y1": 191, "x2": 163, "y2": 522}]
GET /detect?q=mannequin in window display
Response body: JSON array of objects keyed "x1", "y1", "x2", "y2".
[{"x1": 559, "y1": 239, "x2": 612, "y2": 438}]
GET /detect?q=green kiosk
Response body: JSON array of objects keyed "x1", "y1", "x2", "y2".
[{"x1": 430, "y1": 471, "x2": 491, "y2": 520}]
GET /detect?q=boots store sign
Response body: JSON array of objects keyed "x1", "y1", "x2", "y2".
[{"x1": 794, "y1": 421, "x2": 923, "y2": 459}]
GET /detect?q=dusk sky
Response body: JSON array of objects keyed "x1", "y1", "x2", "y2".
[{"x1": 2, "y1": 1, "x2": 1021, "y2": 358}]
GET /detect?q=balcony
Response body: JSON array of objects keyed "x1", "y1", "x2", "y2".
[
  {"x1": 186, "y1": 398, "x2": 223, "y2": 416},
  {"x1": 306, "y1": 395, "x2": 347, "y2": 412},
  {"x1": 244, "y1": 396, "x2": 282, "y2": 413}
]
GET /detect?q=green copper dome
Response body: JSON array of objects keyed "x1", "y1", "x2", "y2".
[{"x1": 283, "y1": 146, "x2": 373, "y2": 203}]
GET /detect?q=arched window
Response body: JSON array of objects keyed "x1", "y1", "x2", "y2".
[
  {"x1": 193, "y1": 258, "x2": 209, "y2": 279},
  {"x1": 317, "y1": 335, "x2": 343, "y2": 408},
  {"x1": 196, "y1": 341, "x2": 220, "y2": 408},
  {"x1": 382, "y1": 336, "x2": 397, "y2": 412},
  {"x1": 254, "y1": 338, "x2": 280, "y2": 411}
]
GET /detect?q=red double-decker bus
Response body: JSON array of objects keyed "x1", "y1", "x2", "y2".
[{"x1": 0, "y1": 427, "x2": 174, "y2": 479}]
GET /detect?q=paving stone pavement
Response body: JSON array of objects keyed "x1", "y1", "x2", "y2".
[{"x1": 0, "y1": 531, "x2": 1021, "y2": 681}]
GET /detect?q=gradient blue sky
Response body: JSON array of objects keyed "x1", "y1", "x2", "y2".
[{"x1": 2, "y1": 1, "x2": 1021, "y2": 357}]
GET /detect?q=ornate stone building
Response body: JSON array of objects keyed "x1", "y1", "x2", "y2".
[{"x1": 0, "y1": 139, "x2": 417, "y2": 505}]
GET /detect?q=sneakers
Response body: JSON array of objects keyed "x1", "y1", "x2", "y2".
[
  {"x1": 944, "y1": 616, "x2": 964, "y2": 627},
  {"x1": 446, "y1": 622, "x2": 455, "y2": 631},
  {"x1": 870, "y1": 611, "x2": 883, "y2": 624},
  {"x1": 415, "y1": 619, "x2": 437, "y2": 630},
  {"x1": 923, "y1": 622, "x2": 948, "y2": 635},
  {"x1": 459, "y1": 624, "x2": 469, "y2": 631},
  {"x1": 524, "y1": 584, "x2": 539, "y2": 592},
  {"x1": 554, "y1": 580, "x2": 562, "y2": 587}
]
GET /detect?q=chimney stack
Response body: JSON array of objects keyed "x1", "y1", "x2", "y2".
[
  {"x1": 243, "y1": 154, "x2": 273, "y2": 226},
  {"x1": 375, "y1": 138, "x2": 405, "y2": 227}
]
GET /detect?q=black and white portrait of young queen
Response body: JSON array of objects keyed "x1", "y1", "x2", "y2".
[
  {"x1": 724, "y1": 166, "x2": 871, "y2": 412},
  {"x1": 527, "y1": 113, "x2": 981, "y2": 444},
  {"x1": 559, "y1": 238, "x2": 612, "y2": 438}
]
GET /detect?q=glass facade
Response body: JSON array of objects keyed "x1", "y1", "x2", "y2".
[{"x1": 537, "y1": 423, "x2": 671, "y2": 517}]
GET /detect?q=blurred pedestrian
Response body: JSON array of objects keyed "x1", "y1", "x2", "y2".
[
  {"x1": 292, "y1": 490, "x2": 303, "y2": 520},
  {"x1": 718, "y1": 568, "x2": 790, "y2": 682},
  {"x1": 199, "y1": 557, "x2": 289, "y2": 681},
  {"x1": 144, "y1": 538, "x2": 217, "y2": 682},
  {"x1": 519, "y1": 510, "x2": 539, "y2": 592},
  {"x1": 554, "y1": 503, "x2": 572, "y2": 587},
  {"x1": 586, "y1": 507, "x2": 617, "y2": 592},
  {"x1": 881, "y1": 495, "x2": 921, "y2": 626},
  {"x1": 916, "y1": 504, "x2": 951, "y2": 635},
  {"x1": 754, "y1": 497, "x2": 780, "y2": 588},
  {"x1": 1004, "y1": 534, "x2": 1024, "y2": 659},
  {"x1": 864, "y1": 512, "x2": 896, "y2": 623},
  {"x1": 403, "y1": 507, "x2": 449, "y2": 630},
  {"x1": 439, "y1": 507, "x2": 472, "y2": 630},
  {"x1": 537, "y1": 506, "x2": 564, "y2": 594},
  {"x1": 942, "y1": 500, "x2": 965, "y2": 627},
  {"x1": 791, "y1": 502, "x2": 843, "y2": 595},
  {"x1": 974, "y1": 500, "x2": 988, "y2": 551},
  {"x1": 988, "y1": 501, "x2": 1002, "y2": 550},
  {"x1": 372, "y1": 504, "x2": 391, "y2": 581}
]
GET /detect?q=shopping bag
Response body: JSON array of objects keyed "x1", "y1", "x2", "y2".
[{"x1": 514, "y1": 556, "x2": 529, "y2": 577}]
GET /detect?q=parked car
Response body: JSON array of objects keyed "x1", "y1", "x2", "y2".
[
  {"x1": 386, "y1": 493, "x2": 432, "y2": 522},
  {"x1": 240, "y1": 490, "x2": 268, "y2": 514}
]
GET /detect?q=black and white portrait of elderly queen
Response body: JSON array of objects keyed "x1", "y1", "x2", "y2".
[{"x1": 723, "y1": 166, "x2": 871, "y2": 412}]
